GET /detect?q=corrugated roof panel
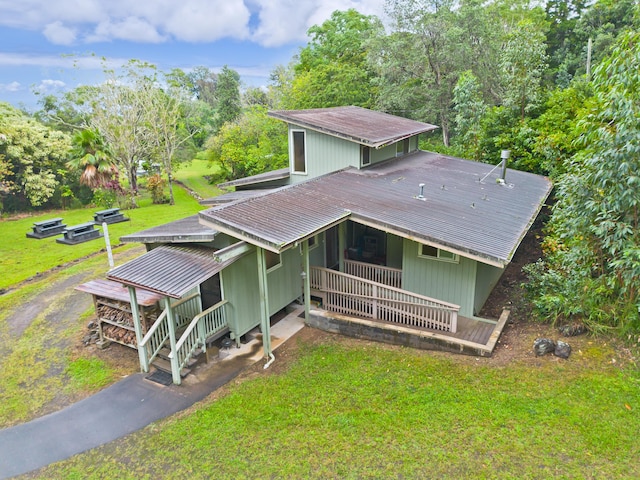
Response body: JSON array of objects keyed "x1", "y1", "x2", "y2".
[
  {"x1": 107, "y1": 245, "x2": 235, "y2": 298},
  {"x1": 199, "y1": 152, "x2": 552, "y2": 265}
]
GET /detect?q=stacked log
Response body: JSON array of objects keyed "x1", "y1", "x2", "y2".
[
  {"x1": 97, "y1": 303, "x2": 133, "y2": 328},
  {"x1": 102, "y1": 324, "x2": 137, "y2": 345}
]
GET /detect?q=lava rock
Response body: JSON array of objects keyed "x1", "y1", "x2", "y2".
[
  {"x1": 533, "y1": 338, "x2": 556, "y2": 356},
  {"x1": 87, "y1": 321, "x2": 97, "y2": 330},
  {"x1": 554, "y1": 340, "x2": 572, "y2": 359},
  {"x1": 558, "y1": 323, "x2": 586, "y2": 337}
]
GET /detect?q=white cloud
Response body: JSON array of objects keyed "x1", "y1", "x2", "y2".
[
  {"x1": 88, "y1": 17, "x2": 166, "y2": 43},
  {"x1": 36, "y1": 79, "x2": 66, "y2": 93},
  {"x1": 43, "y1": 21, "x2": 77, "y2": 45},
  {"x1": 0, "y1": 0, "x2": 386, "y2": 46},
  {"x1": 0, "y1": 81, "x2": 22, "y2": 92},
  {"x1": 0, "y1": 52, "x2": 128, "y2": 70}
]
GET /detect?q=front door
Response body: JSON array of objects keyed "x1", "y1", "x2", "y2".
[{"x1": 200, "y1": 273, "x2": 222, "y2": 310}]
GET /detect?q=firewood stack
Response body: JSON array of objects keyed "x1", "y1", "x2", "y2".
[
  {"x1": 102, "y1": 324, "x2": 137, "y2": 345},
  {"x1": 97, "y1": 303, "x2": 134, "y2": 328}
]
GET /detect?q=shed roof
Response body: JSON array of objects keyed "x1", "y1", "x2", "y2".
[
  {"x1": 217, "y1": 167, "x2": 289, "y2": 189},
  {"x1": 268, "y1": 106, "x2": 438, "y2": 149},
  {"x1": 199, "y1": 152, "x2": 552, "y2": 267},
  {"x1": 107, "y1": 245, "x2": 234, "y2": 298},
  {"x1": 120, "y1": 215, "x2": 218, "y2": 244}
]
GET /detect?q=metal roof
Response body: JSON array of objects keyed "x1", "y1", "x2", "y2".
[
  {"x1": 199, "y1": 151, "x2": 552, "y2": 267},
  {"x1": 75, "y1": 279, "x2": 164, "y2": 306},
  {"x1": 268, "y1": 106, "x2": 438, "y2": 149},
  {"x1": 199, "y1": 189, "x2": 276, "y2": 207},
  {"x1": 107, "y1": 245, "x2": 235, "y2": 298},
  {"x1": 120, "y1": 215, "x2": 218, "y2": 244},
  {"x1": 217, "y1": 167, "x2": 290, "y2": 189}
]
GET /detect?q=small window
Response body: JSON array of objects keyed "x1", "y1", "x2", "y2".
[
  {"x1": 419, "y1": 244, "x2": 459, "y2": 263},
  {"x1": 308, "y1": 235, "x2": 318, "y2": 250},
  {"x1": 361, "y1": 145, "x2": 371, "y2": 166},
  {"x1": 292, "y1": 130, "x2": 306, "y2": 174},
  {"x1": 396, "y1": 139, "x2": 410, "y2": 156},
  {"x1": 265, "y1": 250, "x2": 282, "y2": 271}
]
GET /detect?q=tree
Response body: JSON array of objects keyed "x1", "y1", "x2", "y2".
[
  {"x1": 206, "y1": 106, "x2": 287, "y2": 182},
  {"x1": 291, "y1": 9, "x2": 383, "y2": 109},
  {"x1": 526, "y1": 30, "x2": 640, "y2": 336},
  {"x1": 67, "y1": 128, "x2": 117, "y2": 189},
  {"x1": 0, "y1": 102, "x2": 71, "y2": 210},
  {"x1": 213, "y1": 66, "x2": 241, "y2": 132},
  {"x1": 452, "y1": 71, "x2": 487, "y2": 161}
]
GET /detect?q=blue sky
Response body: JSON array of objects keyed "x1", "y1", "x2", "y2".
[{"x1": 0, "y1": 0, "x2": 385, "y2": 111}]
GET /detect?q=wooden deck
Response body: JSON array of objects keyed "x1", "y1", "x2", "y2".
[{"x1": 306, "y1": 308, "x2": 510, "y2": 357}]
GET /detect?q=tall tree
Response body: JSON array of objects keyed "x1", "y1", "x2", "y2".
[
  {"x1": 214, "y1": 66, "x2": 241, "y2": 132},
  {"x1": 291, "y1": 9, "x2": 383, "y2": 109},
  {"x1": 452, "y1": 71, "x2": 487, "y2": 161}
]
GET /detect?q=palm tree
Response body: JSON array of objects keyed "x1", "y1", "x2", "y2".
[{"x1": 67, "y1": 129, "x2": 118, "y2": 189}]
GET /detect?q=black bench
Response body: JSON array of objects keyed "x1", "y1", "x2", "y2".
[
  {"x1": 26, "y1": 218, "x2": 67, "y2": 239},
  {"x1": 56, "y1": 222, "x2": 103, "y2": 245},
  {"x1": 93, "y1": 208, "x2": 129, "y2": 225}
]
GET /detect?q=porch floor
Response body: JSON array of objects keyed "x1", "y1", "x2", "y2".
[{"x1": 306, "y1": 308, "x2": 510, "y2": 357}]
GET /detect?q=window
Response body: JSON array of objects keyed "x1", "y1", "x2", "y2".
[
  {"x1": 265, "y1": 250, "x2": 282, "y2": 271},
  {"x1": 419, "y1": 244, "x2": 459, "y2": 263},
  {"x1": 361, "y1": 145, "x2": 371, "y2": 166},
  {"x1": 292, "y1": 130, "x2": 306, "y2": 174},
  {"x1": 396, "y1": 138, "x2": 410, "y2": 156}
]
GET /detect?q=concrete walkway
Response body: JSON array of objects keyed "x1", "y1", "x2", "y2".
[{"x1": 0, "y1": 309, "x2": 305, "y2": 479}]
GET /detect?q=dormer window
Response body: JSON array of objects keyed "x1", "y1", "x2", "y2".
[
  {"x1": 292, "y1": 130, "x2": 307, "y2": 174},
  {"x1": 361, "y1": 145, "x2": 371, "y2": 166}
]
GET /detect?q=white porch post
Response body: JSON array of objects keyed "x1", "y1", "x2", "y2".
[
  {"x1": 302, "y1": 239, "x2": 311, "y2": 322},
  {"x1": 164, "y1": 297, "x2": 181, "y2": 385},
  {"x1": 256, "y1": 247, "x2": 272, "y2": 360},
  {"x1": 338, "y1": 222, "x2": 346, "y2": 272},
  {"x1": 128, "y1": 287, "x2": 148, "y2": 373}
]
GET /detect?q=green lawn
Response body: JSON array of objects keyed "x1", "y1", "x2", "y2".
[
  {"x1": 35, "y1": 336, "x2": 640, "y2": 479},
  {"x1": 173, "y1": 158, "x2": 224, "y2": 199},
  {"x1": 0, "y1": 186, "x2": 203, "y2": 291}
]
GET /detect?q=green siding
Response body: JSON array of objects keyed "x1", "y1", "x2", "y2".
[
  {"x1": 289, "y1": 127, "x2": 359, "y2": 184},
  {"x1": 386, "y1": 233, "x2": 403, "y2": 269},
  {"x1": 220, "y1": 251, "x2": 261, "y2": 339},
  {"x1": 369, "y1": 144, "x2": 396, "y2": 165},
  {"x1": 308, "y1": 234, "x2": 325, "y2": 266},
  {"x1": 266, "y1": 247, "x2": 303, "y2": 315},
  {"x1": 402, "y1": 239, "x2": 477, "y2": 317},
  {"x1": 474, "y1": 262, "x2": 504, "y2": 315}
]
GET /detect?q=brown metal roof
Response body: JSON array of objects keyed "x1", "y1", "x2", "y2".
[
  {"x1": 217, "y1": 167, "x2": 289, "y2": 189},
  {"x1": 199, "y1": 189, "x2": 276, "y2": 207},
  {"x1": 199, "y1": 152, "x2": 552, "y2": 267},
  {"x1": 107, "y1": 245, "x2": 235, "y2": 298},
  {"x1": 75, "y1": 279, "x2": 164, "y2": 306},
  {"x1": 120, "y1": 215, "x2": 218, "y2": 244},
  {"x1": 268, "y1": 106, "x2": 438, "y2": 149}
]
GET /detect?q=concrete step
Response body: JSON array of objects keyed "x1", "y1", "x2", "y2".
[{"x1": 151, "y1": 357, "x2": 191, "y2": 378}]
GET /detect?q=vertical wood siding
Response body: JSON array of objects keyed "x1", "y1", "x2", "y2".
[
  {"x1": 402, "y1": 238, "x2": 477, "y2": 317},
  {"x1": 267, "y1": 246, "x2": 304, "y2": 315},
  {"x1": 474, "y1": 262, "x2": 504, "y2": 315},
  {"x1": 220, "y1": 250, "x2": 261, "y2": 338}
]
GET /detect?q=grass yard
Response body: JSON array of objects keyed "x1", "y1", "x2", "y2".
[
  {"x1": 173, "y1": 157, "x2": 224, "y2": 199},
  {"x1": 0, "y1": 186, "x2": 203, "y2": 291},
  {"x1": 34, "y1": 330, "x2": 640, "y2": 479}
]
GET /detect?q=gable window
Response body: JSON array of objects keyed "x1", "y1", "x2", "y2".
[
  {"x1": 418, "y1": 244, "x2": 459, "y2": 263},
  {"x1": 292, "y1": 130, "x2": 306, "y2": 174},
  {"x1": 265, "y1": 250, "x2": 282, "y2": 272},
  {"x1": 361, "y1": 145, "x2": 371, "y2": 166}
]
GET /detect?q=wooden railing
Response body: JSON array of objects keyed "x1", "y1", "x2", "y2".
[
  {"x1": 310, "y1": 266, "x2": 459, "y2": 332},
  {"x1": 138, "y1": 309, "x2": 169, "y2": 372},
  {"x1": 172, "y1": 292, "x2": 201, "y2": 329},
  {"x1": 343, "y1": 260, "x2": 402, "y2": 289},
  {"x1": 170, "y1": 300, "x2": 229, "y2": 380}
]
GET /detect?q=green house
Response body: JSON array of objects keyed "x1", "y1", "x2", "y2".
[{"x1": 100, "y1": 107, "x2": 551, "y2": 384}]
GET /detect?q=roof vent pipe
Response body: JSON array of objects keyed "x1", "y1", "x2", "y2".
[
  {"x1": 417, "y1": 183, "x2": 425, "y2": 200},
  {"x1": 499, "y1": 150, "x2": 511, "y2": 182}
]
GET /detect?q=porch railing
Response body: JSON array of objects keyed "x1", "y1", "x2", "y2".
[
  {"x1": 172, "y1": 292, "x2": 201, "y2": 329},
  {"x1": 343, "y1": 260, "x2": 402, "y2": 289},
  {"x1": 170, "y1": 300, "x2": 229, "y2": 379},
  {"x1": 138, "y1": 308, "x2": 170, "y2": 372},
  {"x1": 310, "y1": 266, "x2": 459, "y2": 332}
]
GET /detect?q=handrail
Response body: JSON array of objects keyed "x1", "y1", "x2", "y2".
[
  {"x1": 310, "y1": 266, "x2": 459, "y2": 332},
  {"x1": 138, "y1": 308, "x2": 169, "y2": 371},
  {"x1": 343, "y1": 260, "x2": 402, "y2": 288}
]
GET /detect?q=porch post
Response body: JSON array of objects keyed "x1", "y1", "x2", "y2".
[
  {"x1": 128, "y1": 287, "x2": 148, "y2": 373},
  {"x1": 338, "y1": 222, "x2": 346, "y2": 272},
  {"x1": 302, "y1": 239, "x2": 311, "y2": 321},
  {"x1": 256, "y1": 247, "x2": 272, "y2": 361},
  {"x1": 164, "y1": 297, "x2": 181, "y2": 385}
]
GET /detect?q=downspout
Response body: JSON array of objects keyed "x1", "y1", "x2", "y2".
[
  {"x1": 302, "y1": 239, "x2": 311, "y2": 322},
  {"x1": 128, "y1": 287, "x2": 147, "y2": 373},
  {"x1": 256, "y1": 247, "x2": 273, "y2": 368},
  {"x1": 164, "y1": 297, "x2": 181, "y2": 385}
]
